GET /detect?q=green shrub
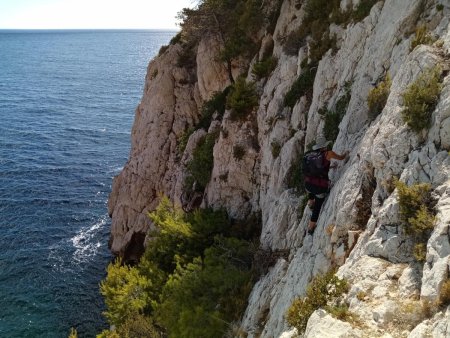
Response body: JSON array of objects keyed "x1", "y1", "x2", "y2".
[
  {"x1": 283, "y1": 27, "x2": 308, "y2": 56},
  {"x1": 233, "y1": 145, "x2": 246, "y2": 161},
  {"x1": 286, "y1": 270, "x2": 349, "y2": 334},
  {"x1": 396, "y1": 180, "x2": 435, "y2": 262},
  {"x1": 68, "y1": 328, "x2": 77, "y2": 338},
  {"x1": 401, "y1": 66, "x2": 442, "y2": 133},
  {"x1": 156, "y1": 238, "x2": 253, "y2": 338},
  {"x1": 413, "y1": 243, "x2": 427, "y2": 262},
  {"x1": 440, "y1": 279, "x2": 450, "y2": 306},
  {"x1": 100, "y1": 259, "x2": 152, "y2": 327},
  {"x1": 197, "y1": 87, "x2": 230, "y2": 130},
  {"x1": 99, "y1": 196, "x2": 260, "y2": 338},
  {"x1": 177, "y1": 42, "x2": 197, "y2": 69},
  {"x1": 395, "y1": 181, "x2": 435, "y2": 235},
  {"x1": 268, "y1": 0, "x2": 284, "y2": 34},
  {"x1": 411, "y1": 25, "x2": 436, "y2": 51},
  {"x1": 97, "y1": 314, "x2": 161, "y2": 338},
  {"x1": 226, "y1": 77, "x2": 259, "y2": 120},
  {"x1": 97, "y1": 330, "x2": 119, "y2": 338},
  {"x1": 285, "y1": 0, "x2": 376, "y2": 62},
  {"x1": 322, "y1": 110, "x2": 341, "y2": 143},
  {"x1": 351, "y1": 0, "x2": 377, "y2": 22},
  {"x1": 252, "y1": 56, "x2": 278, "y2": 80},
  {"x1": 145, "y1": 197, "x2": 230, "y2": 273},
  {"x1": 170, "y1": 32, "x2": 182, "y2": 45},
  {"x1": 436, "y1": 4, "x2": 444, "y2": 11},
  {"x1": 321, "y1": 83, "x2": 351, "y2": 143},
  {"x1": 286, "y1": 158, "x2": 304, "y2": 193},
  {"x1": 298, "y1": 195, "x2": 309, "y2": 218},
  {"x1": 185, "y1": 132, "x2": 217, "y2": 192},
  {"x1": 368, "y1": 74, "x2": 392, "y2": 120},
  {"x1": 178, "y1": 127, "x2": 194, "y2": 155},
  {"x1": 271, "y1": 141, "x2": 282, "y2": 158},
  {"x1": 309, "y1": 33, "x2": 337, "y2": 65},
  {"x1": 284, "y1": 66, "x2": 317, "y2": 108},
  {"x1": 158, "y1": 45, "x2": 169, "y2": 56}
]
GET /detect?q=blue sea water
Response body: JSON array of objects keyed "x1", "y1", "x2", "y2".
[{"x1": 0, "y1": 30, "x2": 176, "y2": 337}]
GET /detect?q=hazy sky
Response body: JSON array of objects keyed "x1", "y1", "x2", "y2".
[{"x1": 0, "y1": 0, "x2": 196, "y2": 29}]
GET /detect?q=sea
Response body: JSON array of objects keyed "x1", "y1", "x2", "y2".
[{"x1": 0, "y1": 29, "x2": 176, "y2": 337}]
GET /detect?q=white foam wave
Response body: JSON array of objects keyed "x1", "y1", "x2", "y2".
[{"x1": 71, "y1": 216, "x2": 107, "y2": 263}]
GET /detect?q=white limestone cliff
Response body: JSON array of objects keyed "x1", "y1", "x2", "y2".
[{"x1": 109, "y1": 0, "x2": 450, "y2": 336}]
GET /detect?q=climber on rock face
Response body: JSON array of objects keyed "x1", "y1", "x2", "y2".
[{"x1": 303, "y1": 135, "x2": 349, "y2": 235}]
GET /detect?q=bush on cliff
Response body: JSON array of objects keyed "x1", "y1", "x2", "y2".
[
  {"x1": 284, "y1": 65, "x2": 317, "y2": 108},
  {"x1": 367, "y1": 74, "x2": 391, "y2": 120},
  {"x1": 197, "y1": 87, "x2": 231, "y2": 130},
  {"x1": 100, "y1": 259, "x2": 154, "y2": 327},
  {"x1": 410, "y1": 25, "x2": 436, "y2": 51},
  {"x1": 156, "y1": 238, "x2": 253, "y2": 337},
  {"x1": 226, "y1": 77, "x2": 259, "y2": 120},
  {"x1": 321, "y1": 82, "x2": 351, "y2": 143},
  {"x1": 99, "y1": 197, "x2": 259, "y2": 337},
  {"x1": 401, "y1": 66, "x2": 442, "y2": 133},
  {"x1": 177, "y1": 0, "x2": 264, "y2": 82},
  {"x1": 283, "y1": 0, "x2": 376, "y2": 59},
  {"x1": 395, "y1": 180, "x2": 436, "y2": 262},
  {"x1": 252, "y1": 56, "x2": 278, "y2": 80},
  {"x1": 286, "y1": 270, "x2": 349, "y2": 334},
  {"x1": 184, "y1": 132, "x2": 217, "y2": 192}
]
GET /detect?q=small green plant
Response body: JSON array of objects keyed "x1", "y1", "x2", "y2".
[
  {"x1": 158, "y1": 45, "x2": 169, "y2": 56},
  {"x1": 354, "y1": 174, "x2": 376, "y2": 228},
  {"x1": 97, "y1": 330, "x2": 120, "y2": 338},
  {"x1": 286, "y1": 158, "x2": 304, "y2": 193},
  {"x1": 298, "y1": 195, "x2": 308, "y2": 219},
  {"x1": 197, "y1": 87, "x2": 230, "y2": 130},
  {"x1": 368, "y1": 74, "x2": 392, "y2": 120},
  {"x1": 177, "y1": 42, "x2": 197, "y2": 69},
  {"x1": 286, "y1": 270, "x2": 349, "y2": 334},
  {"x1": 284, "y1": 66, "x2": 317, "y2": 108},
  {"x1": 401, "y1": 66, "x2": 442, "y2": 133},
  {"x1": 226, "y1": 77, "x2": 259, "y2": 120},
  {"x1": 351, "y1": 0, "x2": 377, "y2": 22},
  {"x1": 396, "y1": 180, "x2": 435, "y2": 262},
  {"x1": 309, "y1": 32, "x2": 337, "y2": 64},
  {"x1": 68, "y1": 328, "x2": 78, "y2": 338},
  {"x1": 271, "y1": 141, "x2": 282, "y2": 158},
  {"x1": 100, "y1": 259, "x2": 152, "y2": 327},
  {"x1": 321, "y1": 82, "x2": 351, "y2": 143},
  {"x1": 436, "y1": 4, "x2": 444, "y2": 11},
  {"x1": 356, "y1": 291, "x2": 367, "y2": 301},
  {"x1": 98, "y1": 314, "x2": 161, "y2": 338},
  {"x1": 413, "y1": 243, "x2": 427, "y2": 262},
  {"x1": 178, "y1": 127, "x2": 195, "y2": 155},
  {"x1": 284, "y1": 0, "x2": 376, "y2": 62},
  {"x1": 326, "y1": 304, "x2": 352, "y2": 321},
  {"x1": 395, "y1": 181, "x2": 435, "y2": 235},
  {"x1": 411, "y1": 25, "x2": 437, "y2": 51},
  {"x1": 233, "y1": 145, "x2": 246, "y2": 161},
  {"x1": 283, "y1": 28, "x2": 307, "y2": 56},
  {"x1": 252, "y1": 56, "x2": 278, "y2": 80},
  {"x1": 185, "y1": 132, "x2": 217, "y2": 192},
  {"x1": 170, "y1": 32, "x2": 182, "y2": 45},
  {"x1": 439, "y1": 279, "x2": 450, "y2": 306}
]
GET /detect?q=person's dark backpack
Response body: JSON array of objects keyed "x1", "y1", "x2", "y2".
[{"x1": 303, "y1": 150, "x2": 328, "y2": 178}]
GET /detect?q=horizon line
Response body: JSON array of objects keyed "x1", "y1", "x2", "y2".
[{"x1": 0, "y1": 28, "x2": 180, "y2": 31}]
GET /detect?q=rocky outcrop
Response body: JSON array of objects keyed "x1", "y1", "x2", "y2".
[{"x1": 109, "y1": 0, "x2": 450, "y2": 336}]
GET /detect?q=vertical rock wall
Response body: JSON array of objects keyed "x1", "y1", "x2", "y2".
[{"x1": 109, "y1": 0, "x2": 450, "y2": 335}]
